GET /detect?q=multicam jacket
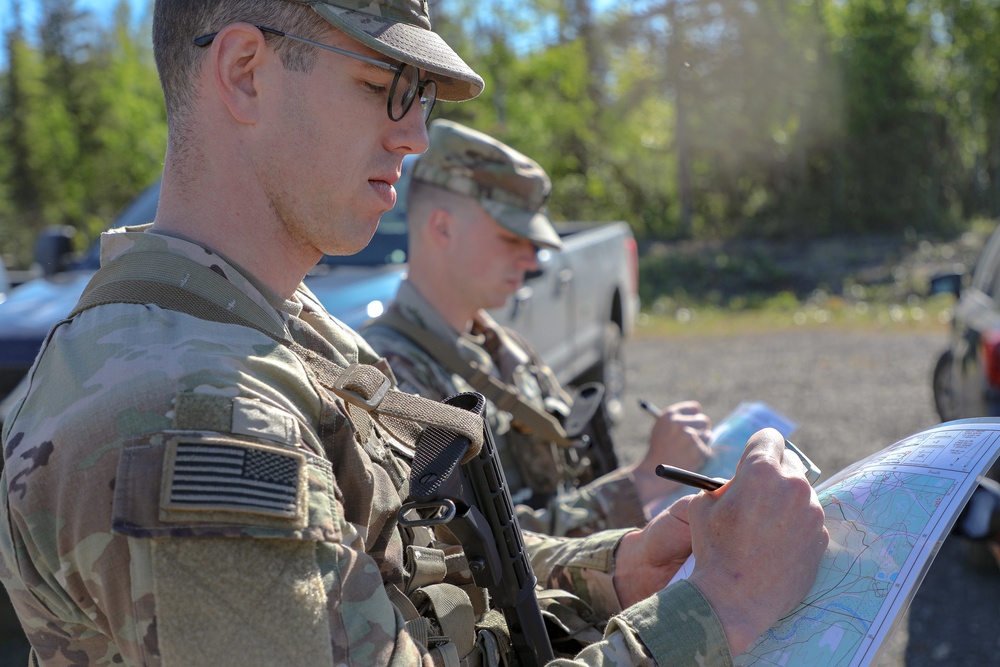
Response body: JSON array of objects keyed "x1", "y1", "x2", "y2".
[
  {"x1": 362, "y1": 280, "x2": 648, "y2": 537},
  {"x1": 0, "y1": 227, "x2": 731, "y2": 666}
]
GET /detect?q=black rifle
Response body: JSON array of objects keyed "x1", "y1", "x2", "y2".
[{"x1": 399, "y1": 391, "x2": 555, "y2": 666}]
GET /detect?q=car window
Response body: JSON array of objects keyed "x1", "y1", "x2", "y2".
[{"x1": 0, "y1": 256, "x2": 9, "y2": 296}]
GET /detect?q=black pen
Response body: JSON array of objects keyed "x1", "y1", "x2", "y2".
[
  {"x1": 655, "y1": 464, "x2": 728, "y2": 491},
  {"x1": 638, "y1": 397, "x2": 662, "y2": 418}
]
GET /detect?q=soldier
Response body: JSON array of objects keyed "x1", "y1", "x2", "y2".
[
  {"x1": 363, "y1": 118, "x2": 713, "y2": 537},
  {"x1": 0, "y1": 0, "x2": 828, "y2": 665}
]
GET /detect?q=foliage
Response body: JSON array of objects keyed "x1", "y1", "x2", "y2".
[
  {"x1": 0, "y1": 0, "x2": 165, "y2": 267},
  {"x1": 4, "y1": 0, "x2": 1000, "y2": 271},
  {"x1": 432, "y1": 0, "x2": 1000, "y2": 244}
]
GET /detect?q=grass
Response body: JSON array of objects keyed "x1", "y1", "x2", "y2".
[
  {"x1": 633, "y1": 291, "x2": 956, "y2": 338},
  {"x1": 632, "y1": 225, "x2": 994, "y2": 338}
]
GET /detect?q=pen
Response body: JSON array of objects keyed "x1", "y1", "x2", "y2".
[
  {"x1": 655, "y1": 464, "x2": 728, "y2": 491},
  {"x1": 638, "y1": 398, "x2": 662, "y2": 418},
  {"x1": 784, "y1": 439, "x2": 822, "y2": 484},
  {"x1": 655, "y1": 437, "x2": 821, "y2": 491}
]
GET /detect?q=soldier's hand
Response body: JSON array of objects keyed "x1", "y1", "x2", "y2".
[
  {"x1": 612, "y1": 494, "x2": 696, "y2": 609},
  {"x1": 631, "y1": 400, "x2": 713, "y2": 510},
  {"x1": 686, "y1": 428, "x2": 828, "y2": 656}
]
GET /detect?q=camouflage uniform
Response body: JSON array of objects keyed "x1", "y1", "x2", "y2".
[
  {"x1": 0, "y1": 228, "x2": 731, "y2": 665},
  {"x1": 363, "y1": 280, "x2": 648, "y2": 537}
]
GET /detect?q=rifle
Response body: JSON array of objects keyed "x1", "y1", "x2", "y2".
[{"x1": 399, "y1": 391, "x2": 555, "y2": 666}]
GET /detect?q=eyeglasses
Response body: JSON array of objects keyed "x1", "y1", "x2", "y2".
[{"x1": 193, "y1": 25, "x2": 437, "y2": 124}]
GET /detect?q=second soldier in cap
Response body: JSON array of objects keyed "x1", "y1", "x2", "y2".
[{"x1": 363, "y1": 119, "x2": 714, "y2": 536}]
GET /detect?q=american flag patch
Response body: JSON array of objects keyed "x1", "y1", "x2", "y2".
[{"x1": 163, "y1": 440, "x2": 305, "y2": 519}]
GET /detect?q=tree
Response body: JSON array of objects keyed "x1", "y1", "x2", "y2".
[{"x1": 0, "y1": 0, "x2": 165, "y2": 267}]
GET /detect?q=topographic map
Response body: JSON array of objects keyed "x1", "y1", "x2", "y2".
[
  {"x1": 664, "y1": 412, "x2": 1000, "y2": 666},
  {"x1": 735, "y1": 420, "x2": 1000, "y2": 666}
]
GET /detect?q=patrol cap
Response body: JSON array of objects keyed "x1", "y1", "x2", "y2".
[
  {"x1": 412, "y1": 119, "x2": 563, "y2": 250},
  {"x1": 296, "y1": 0, "x2": 484, "y2": 102}
]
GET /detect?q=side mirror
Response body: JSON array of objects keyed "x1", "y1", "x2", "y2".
[
  {"x1": 33, "y1": 226, "x2": 76, "y2": 276},
  {"x1": 929, "y1": 271, "x2": 963, "y2": 298}
]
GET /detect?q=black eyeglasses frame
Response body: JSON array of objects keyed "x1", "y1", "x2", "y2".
[{"x1": 193, "y1": 24, "x2": 437, "y2": 124}]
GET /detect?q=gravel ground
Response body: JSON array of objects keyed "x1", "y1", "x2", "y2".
[{"x1": 615, "y1": 327, "x2": 1000, "y2": 666}]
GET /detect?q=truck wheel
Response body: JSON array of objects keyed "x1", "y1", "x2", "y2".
[
  {"x1": 932, "y1": 349, "x2": 956, "y2": 422},
  {"x1": 588, "y1": 323, "x2": 625, "y2": 426}
]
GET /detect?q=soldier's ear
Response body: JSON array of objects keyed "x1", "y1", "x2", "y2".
[
  {"x1": 210, "y1": 23, "x2": 273, "y2": 126},
  {"x1": 427, "y1": 208, "x2": 453, "y2": 245}
]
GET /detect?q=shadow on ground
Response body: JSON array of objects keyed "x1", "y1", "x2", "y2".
[{"x1": 903, "y1": 537, "x2": 1000, "y2": 666}]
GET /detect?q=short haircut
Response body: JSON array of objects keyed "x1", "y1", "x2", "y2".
[
  {"x1": 153, "y1": 0, "x2": 328, "y2": 131},
  {"x1": 407, "y1": 179, "x2": 479, "y2": 232}
]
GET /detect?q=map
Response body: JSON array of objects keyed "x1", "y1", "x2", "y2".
[
  {"x1": 668, "y1": 417, "x2": 1000, "y2": 666},
  {"x1": 743, "y1": 421, "x2": 1000, "y2": 665}
]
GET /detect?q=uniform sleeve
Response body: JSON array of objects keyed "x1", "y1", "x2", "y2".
[
  {"x1": 517, "y1": 467, "x2": 648, "y2": 537},
  {"x1": 548, "y1": 581, "x2": 733, "y2": 666},
  {"x1": 108, "y1": 395, "x2": 428, "y2": 667},
  {"x1": 0, "y1": 310, "x2": 431, "y2": 667}
]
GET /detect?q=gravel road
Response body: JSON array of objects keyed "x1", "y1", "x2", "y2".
[{"x1": 614, "y1": 327, "x2": 1000, "y2": 666}]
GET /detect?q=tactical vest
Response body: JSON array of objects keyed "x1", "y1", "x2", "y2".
[
  {"x1": 367, "y1": 308, "x2": 620, "y2": 500},
  {"x1": 67, "y1": 250, "x2": 514, "y2": 667}
]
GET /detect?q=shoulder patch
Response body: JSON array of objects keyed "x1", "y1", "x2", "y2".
[{"x1": 160, "y1": 436, "x2": 307, "y2": 527}]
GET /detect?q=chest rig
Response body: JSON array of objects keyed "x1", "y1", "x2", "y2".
[
  {"x1": 67, "y1": 249, "x2": 527, "y2": 667},
  {"x1": 369, "y1": 308, "x2": 619, "y2": 502}
]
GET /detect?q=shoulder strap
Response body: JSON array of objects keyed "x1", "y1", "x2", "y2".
[
  {"x1": 70, "y1": 251, "x2": 484, "y2": 460},
  {"x1": 371, "y1": 309, "x2": 572, "y2": 447}
]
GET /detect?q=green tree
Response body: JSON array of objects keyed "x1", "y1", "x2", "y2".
[
  {"x1": 0, "y1": 0, "x2": 164, "y2": 267},
  {"x1": 833, "y1": 0, "x2": 942, "y2": 233},
  {"x1": 933, "y1": 0, "x2": 1000, "y2": 220}
]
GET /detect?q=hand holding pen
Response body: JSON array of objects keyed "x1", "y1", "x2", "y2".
[
  {"x1": 613, "y1": 427, "x2": 830, "y2": 656},
  {"x1": 636, "y1": 397, "x2": 713, "y2": 477}
]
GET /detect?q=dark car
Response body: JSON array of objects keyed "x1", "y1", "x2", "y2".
[{"x1": 931, "y1": 224, "x2": 1000, "y2": 423}]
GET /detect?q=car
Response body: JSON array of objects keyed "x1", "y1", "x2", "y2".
[
  {"x1": 930, "y1": 224, "x2": 1000, "y2": 570},
  {"x1": 930, "y1": 223, "x2": 1000, "y2": 423}
]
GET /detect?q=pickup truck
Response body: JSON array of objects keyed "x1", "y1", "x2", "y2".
[{"x1": 0, "y1": 156, "x2": 639, "y2": 423}]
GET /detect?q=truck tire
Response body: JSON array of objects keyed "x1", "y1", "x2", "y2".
[
  {"x1": 932, "y1": 349, "x2": 956, "y2": 422},
  {"x1": 578, "y1": 323, "x2": 625, "y2": 426}
]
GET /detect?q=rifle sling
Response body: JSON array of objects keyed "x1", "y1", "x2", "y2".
[
  {"x1": 372, "y1": 309, "x2": 572, "y2": 447},
  {"x1": 67, "y1": 250, "x2": 484, "y2": 460}
]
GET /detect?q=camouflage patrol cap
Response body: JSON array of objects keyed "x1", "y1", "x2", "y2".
[
  {"x1": 295, "y1": 0, "x2": 484, "y2": 102},
  {"x1": 412, "y1": 119, "x2": 562, "y2": 250}
]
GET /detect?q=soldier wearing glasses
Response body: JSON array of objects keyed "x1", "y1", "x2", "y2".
[{"x1": 0, "y1": 1, "x2": 827, "y2": 666}]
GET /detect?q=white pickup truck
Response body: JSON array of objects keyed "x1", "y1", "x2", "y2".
[
  {"x1": 495, "y1": 220, "x2": 639, "y2": 418},
  {"x1": 0, "y1": 158, "x2": 639, "y2": 421}
]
